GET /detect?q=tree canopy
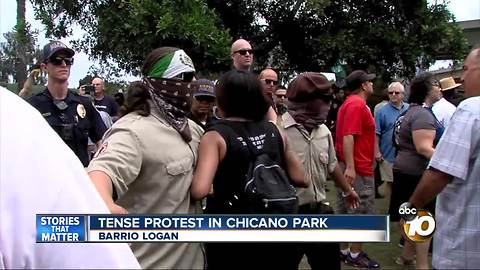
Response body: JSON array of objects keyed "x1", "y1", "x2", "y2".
[
  {"x1": 31, "y1": 0, "x2": 469, "y2": 83},
  {"x1": 32, "y1": 0, "x2": 231, "y2": 76}
]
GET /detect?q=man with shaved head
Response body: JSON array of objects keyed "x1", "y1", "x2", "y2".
[
  {"x1": 231, "y1": 38, "x2": 253, "y2": 71},
  {"x1": 259, "y1": 68, "x2": 279, "y2": 99}
]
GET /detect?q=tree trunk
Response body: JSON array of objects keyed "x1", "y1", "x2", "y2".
[{"x1": 16, "y1": 0, "x2": 27, "y2": 91}]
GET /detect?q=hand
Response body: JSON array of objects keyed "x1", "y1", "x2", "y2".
[
  {"x1": 78, "y1": 85, "x2": 87, "y2": 95},
  {"x1": 375, "y1": 152, "x2": 384, "y2": 163},
  {"x1": 107, "y1": 202, "x2": 128, "y2": 214},
  {"x1": 29, "y1": 68, "x2": 40, "y2": 78},
  {"x1": 344, "y1": 167, "x2": 356, "y2": 185},
  {"x1": 344, "y1": 189, "x2": 360, "y2": 210},
  {"x1": 208, "y1": 184, "x2": 214, "y2": 195}
]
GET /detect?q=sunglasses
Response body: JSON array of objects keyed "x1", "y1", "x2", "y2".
[
  {"x1": 388, "y1": 91, "x2": 403, "y2": 95},
  {"x1": 276, "y1": 95, "x2": 286, "y2": 99},
  {"x1": 234, "y1": 49, "x2": 254, "y2": 56},
  {"x1": 172, "y1": 72, "x2": 195, "y2": 82},
  {"x1": 48, "y1": 57, "x2": 74, "y2": 66},
  {"x1": 262, "y1": 79, "x2": 278, "y2": 86}
]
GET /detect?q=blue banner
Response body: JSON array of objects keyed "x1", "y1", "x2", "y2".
[
  {"x1": 36, "y1": 214, "x2": 86, "y2": 242},
  {"x1": 89, "y1": 215, "x2": 388, "y2": 230}
]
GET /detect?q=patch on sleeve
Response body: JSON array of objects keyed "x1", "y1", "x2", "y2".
[{"x1": 93, "y1": 142, "x2": 108, "y2": 159}]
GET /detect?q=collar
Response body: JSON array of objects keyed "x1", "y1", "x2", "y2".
[
  {"x1": 282, "y1": 112, "x2": 301, "y2": 129},
  {"x1": 42, "y1": 88, "x2": 77, "y2": 103},
  {"x1": 388, "y1": 101, "x2": 405, "y2": 110}
]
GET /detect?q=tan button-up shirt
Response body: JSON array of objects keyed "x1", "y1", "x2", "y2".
[
  {"x1": 87, "y1": 107, "x2": 205, "y2": 269},
  {"x1": 280, "y1": 113, "x2": 337, "y2": 205}
]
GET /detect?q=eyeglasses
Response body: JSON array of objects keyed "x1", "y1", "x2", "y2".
[
  {"x1": 48, "y1": 57, "x2": 74, "y2": 66},
  {"x1": 172, "y1": 72, "x2": 195, "y2": 82},
  {"x1": 276, "y1": 95, "x2": 286, "y2": 99},
  {"x1": 234, "y1": 49, "x2": 254, "y2": 56},
  {"x1": 388, "y1": 91, "x2": 403, "y2": 95},
  {"x1": 262, "y1": 79, "x2": 278, "y2": 86}
]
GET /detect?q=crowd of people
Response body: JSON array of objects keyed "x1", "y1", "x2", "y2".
[{"x1": 1, "y1": 38, "x2": 479, "y2": 270}]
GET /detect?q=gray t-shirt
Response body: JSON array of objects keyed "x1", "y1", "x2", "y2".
[{"x1": 393, "y1": 104, "x2": 437, "y2": 175}]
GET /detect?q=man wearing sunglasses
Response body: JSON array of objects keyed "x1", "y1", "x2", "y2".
[
  {"x1": 27, "y1": 41, "x2": 107, "y2": 167},
  {"x1": 231, "y1": 39, "x2": 254, "y2": 71},
  {"x1": 374, "y1": 82, "x2": 409, "y2": 202}
]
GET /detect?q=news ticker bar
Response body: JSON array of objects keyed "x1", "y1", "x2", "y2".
[{"x1": 36, "y1": 214, "x2": 390, "y2": 243}]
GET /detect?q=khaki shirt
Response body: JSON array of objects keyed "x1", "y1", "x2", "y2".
[
  {"x1": 280, "y1": 113, "x2": 337, "y2": 205},
  {"x1": 87, "y1": 107, "x2": 205, "y2": 269}
]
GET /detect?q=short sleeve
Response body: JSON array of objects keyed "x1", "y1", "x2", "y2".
[
  {"x1": 411, "y1": 109, "x2": 435, "y2": 131},
  {"x1": 327, "y1": 131, "x2": 338, "y2": 173},
  {"x1": 86, "y1": 102, "x2": 107, "y2": 142},
  {"x1": 109, "y1": 97, "x2": 120, "y2": 117},
  {"x1": 341, "y1": 104, "x2": 364, "y2": 135},
  {"x1": 87, "y1": 127, "x2": 142, "y2": 197},
  {"x1": 428, "y1": 106, "x2": 479, "y2": 180},
  {"x1": 375, "y1": 109, "x2": 383, "y2": 135}
]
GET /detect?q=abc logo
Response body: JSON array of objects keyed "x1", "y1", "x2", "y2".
[{"x1": 399, "y1": 203, "x2": 435, "y2": 242}]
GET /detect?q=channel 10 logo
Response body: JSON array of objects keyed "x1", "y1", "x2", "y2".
[{"x1": 399, "y1": 202, "x2": 436, "y2": 242}]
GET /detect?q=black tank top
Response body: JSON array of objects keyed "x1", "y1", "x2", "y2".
[{"x1": 205, "y1": 119, "x2": 285, "y2": 213}]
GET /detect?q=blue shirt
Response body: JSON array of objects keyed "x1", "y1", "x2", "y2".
[{"x1": 375, "y1": 101, "x2": 409, "y2": 163}]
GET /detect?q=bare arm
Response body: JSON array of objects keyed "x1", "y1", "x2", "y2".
[
  {"x1": 409, "y1": 168, "x2": 452, "y2": 209},
  {"x1": 343, "y1": 134, "x2": 356, "y2": 184},
  {"x1": 266, "y1": 106, "x2": 277, "y2": 122},
  {"x1": 374, "y1": 134, "x2": 383, "y2": 162},
  {"x1": 281, "y1": 131, "x2": 309, "y2": 188},
  {"x1": 191, "y1": 131, "x2": 225, "y2": 200},
  {"x1": 88, "y1": 170, "x2": 127, "y2": 214},
  {"x1": 18, "y1": 70, "x2": 39, "y2": 98},
  {"x1": 330, "y1": 164, "x2": 359, "y2": 209},
  {"x1": 412, "y1": 129, "x2": 436, "y2": 159}
]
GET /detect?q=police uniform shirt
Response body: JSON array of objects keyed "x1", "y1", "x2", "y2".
[{"x1": 28, "y1": 89, "x2": 107, "y2": 167}]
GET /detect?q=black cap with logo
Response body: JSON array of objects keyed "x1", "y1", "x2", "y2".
[{"x1": 42, "y1": 41, "x2": 75, "y2": 62}]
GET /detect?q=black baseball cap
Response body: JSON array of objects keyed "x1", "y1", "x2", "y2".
[
  {"x1": 193, "y1": 79, "x2": 216, "y2": 98},
  {"x1": 43, "y1": 41, "x2": 75, "y2": 62},
  {"x1": 346, "y1": 70, "x2": 376, "y2": 90}
]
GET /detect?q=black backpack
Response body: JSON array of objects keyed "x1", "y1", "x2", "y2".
[
  {"x1": 392, "y1": 109, "x2": 409, "y2": 154},
  {"x1": 223, "y1": 122, "x2": 299, "y2": 214}
]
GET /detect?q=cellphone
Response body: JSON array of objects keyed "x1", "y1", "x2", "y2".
[{"x1": 84, "y1": 85, "x2": 95, "y2": 95}]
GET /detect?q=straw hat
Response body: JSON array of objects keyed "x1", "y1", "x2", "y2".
[{"x1": 439, "y1": 77, "x2": 461, "y2": 91}]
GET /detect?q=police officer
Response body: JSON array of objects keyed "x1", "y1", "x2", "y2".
[{"x1": 27, "y1": 41, "x2": 107, "y2": 167}]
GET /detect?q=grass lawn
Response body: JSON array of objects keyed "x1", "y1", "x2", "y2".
[{"x1": 299, "y1": 181, "x2": 431, "y2": 269}]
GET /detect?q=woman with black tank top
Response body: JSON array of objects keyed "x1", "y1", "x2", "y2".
[{"x1": 191, "y1": 70, "x2": 308, "y2": 269}]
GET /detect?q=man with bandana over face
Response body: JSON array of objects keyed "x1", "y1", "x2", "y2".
[
  {"x1": 279, "y1": 73, "x2": 360, "y2": 270},
  {"x1": 87, "y1": 47, "x2": 205, "y2": 269}
]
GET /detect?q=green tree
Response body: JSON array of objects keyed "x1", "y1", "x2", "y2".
[
  {"x1": 209, "y1": 0, "x2": 469, "y2": 83},
  {"x1": 0, "y1": 27, "x2": 43, "y2": 88},
  {"x1": 32, "y1": 0, "x2": 231, "y2": 75}
]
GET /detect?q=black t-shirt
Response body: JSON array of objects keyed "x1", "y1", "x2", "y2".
[
  {"x1": 94, "y1": 96, "x2": 119, "y2": 117},
  {"x1": 28, "y1": 89, "x2": 107, "y2": 166},
  {"x1": 205, "y1": 120, "x2": 284, "y2": 214}
]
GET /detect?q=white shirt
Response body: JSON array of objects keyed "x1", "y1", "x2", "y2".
[
  {"x1": 428, "y1": 96, "x2": 480, "y2": 269},
  {"x1": 432, "y1": 97, "x2": 456, "y2": 127},
  {"x1": 0, "y1": 88, "x2": 140, "y2": 269}
]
